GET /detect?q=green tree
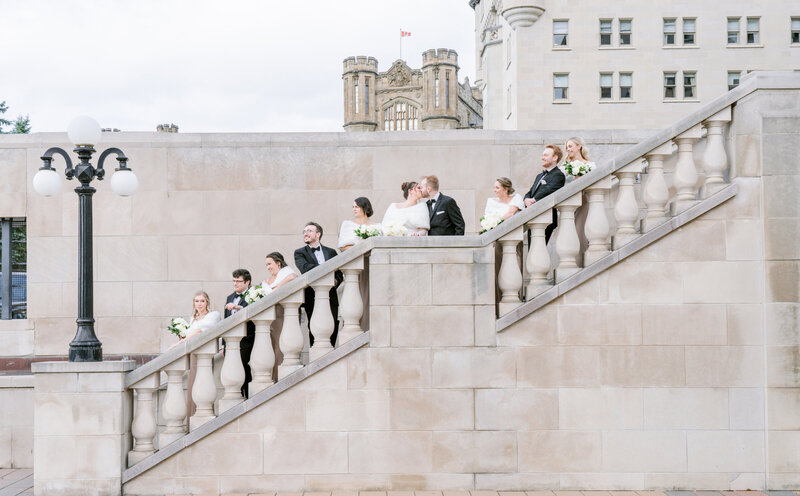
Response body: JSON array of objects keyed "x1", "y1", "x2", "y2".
[
  {"x1": 0, "y1": 101, "x2": 11, "y2": 130},
  {"x1": 12, "y1": 115, "x2": 30, "y2": 134}
]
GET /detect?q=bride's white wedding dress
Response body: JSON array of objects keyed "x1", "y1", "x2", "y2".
[{"x1": 381, "y1": 202, "x2": 430, "y2": 234}]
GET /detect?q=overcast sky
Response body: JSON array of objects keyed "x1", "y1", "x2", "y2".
[{"x1": 0, "y1": 0, "x2": 477, "y2": 133}]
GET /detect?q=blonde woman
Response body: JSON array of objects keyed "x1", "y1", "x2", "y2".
[{"x1": 563, "y1": 136, "x2": 596, "y2": 179}]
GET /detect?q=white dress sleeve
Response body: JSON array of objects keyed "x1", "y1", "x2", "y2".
[
  {"x1": 510, "y1": 193, "x2": 525, "y2": 211},
  {"x1": 412, "y1": 203, "x2": 430, "y2": 231},
  {"x1": 381, "y1": 204, "x2": 398, "y2": 226},
  {"x1": 188, "y1": 310, "x2": 221, "y2": 333},
  {"x1": 338, "y1": 220, "x2": 359, "y2": 248},
  {"x1": 270, "y1": 266, "x2": 296, "y2": 289}
]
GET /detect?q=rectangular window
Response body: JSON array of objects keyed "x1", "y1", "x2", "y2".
[
  {"x1": 747, "y1": 17, "x2": 760, "y2": 44},
  {"x1": 728, "y1": 18, "x2": 740, "y2": 44},
  {"x1": 354, "y1": 81, "x2": 359, "y2": 114},
  {"x1": 619, "y1": 19, "x2": 632, "y2": 45},
  {"x1": 365, "y1": 79, "x2": 369, "y2": 114},
  {"x1": 663, "y1": 18, "x2": 676, "y2": 45},
  {"x1": 0, "y1": 218, "x2": 26, "y2": 320},
  {"x1": 683, "y1": 18, "x2": 696, "y2": 45},
  {"x1": 446, "y1": 73, "x2": 450, "y2": 109},
  {"x1": 599, "y1": 19, "x2": 612, "y2": 46},
  {"x1": 664, "y1": 72, "x2": 677, "y2": 98},
  {"x1": 435, "y1": 73, "x2": 440, "y2": 108},
  {"x1": 600, "y1": 73, "x2": 613, "y2": 99},
  {"x1": 793, "y1": 18, "x2": 800, "y2": 44},
  {"x1": 620, "y1": 73, "x2": 633, "y2": 99},
  {"x1": 728, "y1": 71, "x2": 741, "y2": 90},
  {"x1": 554, "y1": 74, "x2": 569, "y2": 100},
  {"x1": 684, "y1": 72, "x2": 696, "y2": 98},
  {"x1": 553, "y1": 20, "x2": 568, "y2": 46}
]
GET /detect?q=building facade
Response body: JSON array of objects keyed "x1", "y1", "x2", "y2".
[
  {"x1": 471, "y1": 0, "x2": 800, "y2": 130},
  {"x1": 342, "y1": 49, "x2": 483, "y2": 131}
]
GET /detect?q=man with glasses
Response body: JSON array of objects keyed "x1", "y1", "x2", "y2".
[
  {"x1": 224, "y1": 269, "x2": 256, "y2": 397},
  {"x1": 294, "y1": 222, "x2": 343, "y2": 348}
]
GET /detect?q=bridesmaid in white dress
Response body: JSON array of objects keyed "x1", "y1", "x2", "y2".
[
  {"x1": 260, "y1": 252, "x2": 297, "y2": 380},
  {"x1": 338, "y1": 197, "x2": 381, "y2": 250},
  {"x1": 173, "y1": 291, "x2": 220, "y2": 415},
  {"x1": 483, "y1": 177, "x2": 526, "y2": 221},
  {"x1": 381, "y1": 181, "x2": 430, "y2": 236},
  {"x1": 564, "y1": 137, "x2": 595, "y2": 264}
]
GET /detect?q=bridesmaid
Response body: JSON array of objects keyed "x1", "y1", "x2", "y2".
[
  {"x1": 173, "y1": 291, "x2": 220, "y2": 416},
  {"x1": 338, "y1": 197, "x2": 381, "y2": 250},
  {"x1": 260, "y1": 252, "x2": 297, "y2": 381}
]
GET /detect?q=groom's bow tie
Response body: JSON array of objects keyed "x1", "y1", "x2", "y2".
[{"x1": 311, "y1": 246, "x2": 321, "y2": 252}]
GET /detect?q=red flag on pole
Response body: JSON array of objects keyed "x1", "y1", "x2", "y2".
[{"x1": 401, "y1": 30, "x2": 411, "y2": 37}]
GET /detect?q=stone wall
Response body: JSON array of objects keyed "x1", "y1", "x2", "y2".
[{"x1": 0, "y1": 375, "x2": 33, "y2": 468}]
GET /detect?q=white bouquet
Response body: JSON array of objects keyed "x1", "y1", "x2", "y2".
[
  {"x1": 479, "y1": 213, "x2": 504, "y2": 234},
  {"x1": 382, "y1": 222, "x2": 408, "y2": 237},
  {"x1": 244, "y1": 284, "x2": 269, "y2": 305},
  {"x1": 564, "y1": 160, "x2": 592, "y2": 177},
  {"x1": 167, "y1": 317, "x2": 189, "y2": 338},
  {"x1": 354, "y1": 225, "x2": 381, "y2": 239}
]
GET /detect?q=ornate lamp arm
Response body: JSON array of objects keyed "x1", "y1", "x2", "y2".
[
  {"x1": 40, "y1": 147, "x2": 74, "y2": 179},
  {"x1": 96, "y1": 147, "x2": 128, "y2": 180}
]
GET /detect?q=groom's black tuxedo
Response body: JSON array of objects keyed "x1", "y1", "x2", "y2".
[
  {"x1": 427, "y1": 193, "x2": 465, "y2": 236},
  {"x1": 523, "y1": 166, "x2": 566, "y2": 243},
  {"x1": 224, "y1": 290, "x2": 256, "y2": 398},
  {"x1": 294, "y1": 244, "x2": 343, "y2": 347}
]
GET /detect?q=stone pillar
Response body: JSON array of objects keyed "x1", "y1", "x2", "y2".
[
  {"x1": 643, "y1": 142, "x2": 673, "y2": 232},
  {"x1": 127, "y1": 373, "x2": 159, "y2": 467},
  {"x1": 498, "y1": 226, "x2": 523, "y2": 315},
  {"x1": 189, "y1": 340, "x2": 218, "y2": 431},
  {"x1": 160, "y1": 356, "x2": 188, "y2": 447},
  {"x1": 583, "y1": 176, "x2": 613, "y2": 266},
  {"x1": 702, "y1": 106, "x2": 732, "y2": 197},
  {"x1": 309, "y1": 272, "x2": 336, "y2": 361},
  {"x1": 278, "y1": 290, "x2": 306, "y2": 379},
  {"x1": 249, "y1": 307, "x2": 277, "y2": 396},
  {"x1": 218, "y1": 323, "x2": 246, "y2": 413},
  {"x1": 525, "y1": 211, "x2": 554, "y2": 299},
  {"x1": 33, "y1": 360, "x2": 135, "y2": 496},
  {"x1": 555, "y1": 192, "x2": 584, "y2": 282},
  {"x1": 672, "y1": 123, "x2": 704, "y2": 214},
  {"x1": 613, "y1": 159, "x2": 644, "y2": 250},
  {"x1": 339, "y1": 256, "x2": 365, "y2": 344}
]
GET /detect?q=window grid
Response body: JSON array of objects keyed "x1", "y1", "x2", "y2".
[
  {"x1": 793, "y1": 18, "x2": 800, "y2": 44},
  {"x1": 728, "y1": 71, "x2": 741, "y2": 91},
  {"x1": 383, "y1": 102, "x2": 419, "y2": 131},
  {"x1": 747, "y1": 17, "x2": 760, "y2": 44},
  {"x1": 728, "y1": 17, "x2": 740, "y2": 44},
  {"x1": 663, "y1": 18, "x2": 676, "y2": 45},
  {"x1": 619, "y1": 19, "x2": 632, "y2": 45},
  {"x1": 664, "y1": 72, "x2": 677, "y2": 99},
  {"x1": 0, "y1": 218, "x2": 26, "y2": 320},
  {"x1": 600, "y1": 19, "x2": 612, "y2": 46},
  {"x1": 620, "y1": 73, "x2": 633, "y2": 99},
  {"x1": 684, "y1": 72, "x2": 697, "y2": 99},
  {"x1": 600, "y1": 73, "x2": 613, "y2": 99},
  {"x1": 554, "y1": 74, "x2": 569, "y2": 100},
  {"x1": 553, "y1": 20, "x2": 568, "y2": 46},
  {"x1": 683, "y1": 18, "x2": 696, "y2": 45}
]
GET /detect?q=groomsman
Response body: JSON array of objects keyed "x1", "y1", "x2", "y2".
[
  {"x1": 294, "y1": 222, "x2": 343, "y2": 347},
  {"x1": 420, "y1": 175, "x2": 465, "y2": 236},
  {"x1": 223, "y1": 268, "x2": 255, "y2": 398},
  {"x1": 523, "y1": 144, "x2": 566, "y2": 243}
]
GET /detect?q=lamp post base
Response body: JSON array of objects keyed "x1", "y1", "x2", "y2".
[{"x1": 69, "y1": 343, "x2": 103, "y2": 362}]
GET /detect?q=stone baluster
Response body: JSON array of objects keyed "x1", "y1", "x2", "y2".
[
  {"x1": 339, "y1": 256, "x2": 365, "y2": 344},
  {"x1": 189, "y1": 340, "x2": 218, "y2": 431},
  {"x1": 672, "y1": 123, "x2": 704, "y2": 214},
  {"x1": 525, "y1": 211, "x2": 554, "y2": 299},
  {"x1": 160, "y1": 356, "x2": 188, "y2": 447},
  {"x1": 555, "y1": 192, "x2": 583, "y2": 282},
  {"x1": 498, "y1": 226, "x2": 523, "y2": 315},
  {"x1": 642, "y1": 142, "x2": 673, "y2": 232},
  {"x1": 309, "y1": 272, "x2": 336, "y2": 361},
  {"x1": 127, "y1": 373, "x2": 159, "y2": 466},
  {"x1": 583, "y1": 177, "x2": 613, "y2": 265},
  {"x1": 702, "y1": 106, "x2": 732, "y2": 197},
  {"x1": 218, "y1": 323, "x2": 246, "y2": 412},
  {"x1": 249, "y1": 307, "x2": 277, "y2": 396},
  {"x1": 613, "y1": 159, "x2": 644, "y2": 250},
  {"x1": 278, "y1": 290, "x2": 306, "y2": 379}
]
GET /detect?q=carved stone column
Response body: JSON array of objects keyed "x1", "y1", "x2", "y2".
[
  {"x1": 672, "y1": 123, "x2": 704, "y2": 214},
  {"x1": 189, "y1": 339, "x2": 218, "y2": 431},
  {"x1": 309, "y1": 272, "x2": 336, "y2": 361},
  {"x1": 642, "y1": 142, "x2": 673, "y2": 232},
  {"x1": 249, "y1": 307, "x2": 277, "y2": 396},
  {"x1": 613, "y1": 159, "x2": 644, "y2": 250},
  {"x1": 127, "y1": 373, "x2": 159, "y2": 466},
  {"x1": 339, "y1": 256, "x2": 365, "y2": 344},
  {"x1": 555, "y1": 193, "x2": 584, "y2": 282},
  {"x1": 702, "y1": 106, "x2": 732, "y2": 197},
  {"x1": 525, "y1": 211, "x2": 554, "y2": 299},
  {"x1": 583, "y1": 176, "x2": 613, "y2": 266},
  {"x1": 218, "y1": 323, "x2": 246, "y2": 412},
  {"x1": 278, "y1": 290, "x2": 306, "y2": 379},
  {"x1": 498, "y1": 226, "x2": 524, "y2": 315},
  {"x1": 160, "y1": 356, "x2": 188, "y2": 447}
]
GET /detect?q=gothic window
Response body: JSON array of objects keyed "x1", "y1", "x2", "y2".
[
  {"x1": 365, "y1": 79, "x2": 369, "y2": 114},
  {"x1": 354, "y1": 79, "x2": 359, "y2": 114},
  {"x1": 435, "y1": 73, "x2": 440, "y2": 108},
  {"x1": 383, "y1": 101, "x2": 420, "y2": 131},
  {"x1": 446, "y1": 72, "x2": 450, "y2": 109}
]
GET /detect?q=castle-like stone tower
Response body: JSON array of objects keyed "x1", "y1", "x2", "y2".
[{"x1": 342, "y1": 49, "x2": 482, "y2": 132}]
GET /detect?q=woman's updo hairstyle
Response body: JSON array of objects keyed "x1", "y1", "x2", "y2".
[
  {"x1": 265, "y1": 251, "x2": 288, "y2": 269},
  {"x1": 401, "y1": 181, "x2": 418, "y2": 199},
  {"x1": 497, "y1": 177, "x2": 515, "y2": 195},
  {"x1": 354, "y1": 197, "x2": 374, "y2": 217}
]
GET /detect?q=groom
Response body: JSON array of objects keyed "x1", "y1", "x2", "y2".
[
  {"x1": 294, "y1": 222, "x2": 343, "y2": 347},
  {"x1": 420, "y1": 175, "x2": 465, "y2": 236},
  {"x1": 223, "y1": 268, "x2": 255, "y2": 398},
  {"x1": 523, "y1": 144, "x2": 566, "y2": 243}
]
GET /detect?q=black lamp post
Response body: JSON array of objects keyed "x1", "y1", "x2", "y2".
[{"x1": 33, "y1": 116, "x2": 139, "y2": 362}]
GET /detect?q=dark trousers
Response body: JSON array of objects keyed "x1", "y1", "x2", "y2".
[
  {"x1": 527, "y1": 207, "x2": 559, "y2": 245},
  {"x1": 303, "y1": 286, "x2": 339, "y2": 347},
  {"x1": 239, "y1": 324, "x2": 255, "y2": 398}
]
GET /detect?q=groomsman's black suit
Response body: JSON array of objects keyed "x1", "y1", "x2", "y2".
[
  {"x1": 523, "y1": 166, "x2": 566, "y2": 243},
  {"x1": 294, "y1": 244, "x2": 343, "y2": 347},
  {"x1": 427, "y1": 193, "x2": 466, "y2": 236},
  {"x1": 224, "y1": 290, "x2": 256, "y2": 398}
]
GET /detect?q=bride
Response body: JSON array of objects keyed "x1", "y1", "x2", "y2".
[{"x1": 381, "y1": 181, "x2": 430, "y2": 236}]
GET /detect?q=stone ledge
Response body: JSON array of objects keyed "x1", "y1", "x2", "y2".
[
  {"x1": 31, "y1": 360, "x2": 136, "y2": 374},
  {"x1": 0, "y1": 373, "x2": 33, "y2": 387}
]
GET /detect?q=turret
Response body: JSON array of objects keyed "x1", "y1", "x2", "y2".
[
  {"x1": 420, "y1": 49, "x2": 460, "y2": 130},
  {"x1": 342, "y1": 56, "x2": 379, "y2": 132}
]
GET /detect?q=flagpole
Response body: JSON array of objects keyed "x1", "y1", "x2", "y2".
[{"x1": 399, "y1": 29, "x2": 402, "y2": 60}]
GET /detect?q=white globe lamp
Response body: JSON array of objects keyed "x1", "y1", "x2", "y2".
[
  {"x1": 67, "y1": 116, "x2": 102, "y2": 146},
  {"x1": 32, "y1": 168, "x2": 62, "y2": 196},
  {"x1": 110, "y1": 169, "x2": 139, "y2": 196}
]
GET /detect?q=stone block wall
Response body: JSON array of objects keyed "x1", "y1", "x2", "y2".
[{"x1": 0, "y1": 375, "x2": 33, "y2": 468}]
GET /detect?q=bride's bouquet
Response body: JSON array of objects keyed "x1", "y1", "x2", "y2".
[
  {"x1": 382, "y1": 222, "x2": 408, "y2": 237},
  {"x1": 564, "y1": 160, "x2": 592, "y2": 177},
  {"x1": 479, "y1": 213, "x2": 503, "y2": 234},
  {"x1": 244, "y1": 284, "x2": 269, "y2": 305},
  {"x1": 354, "y1": 225, "x2": 381, "y2": 239},
  {"x1": 167, "y1": 317, "x2": 189, "y2": 338}
]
